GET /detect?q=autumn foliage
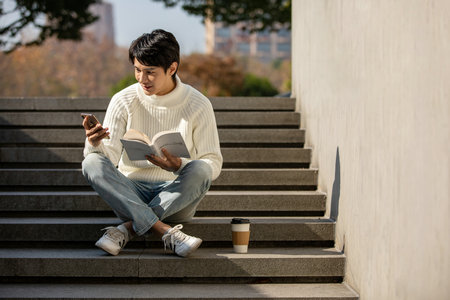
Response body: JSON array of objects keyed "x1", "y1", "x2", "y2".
[
  {"x1": 0, "y1": 37, "x2": 286, "y2": 97},
  {"x1": 0, "y1": 35, "x2": 129, "y2": 97},
  {"x1": 178, "y1": 54, "x2": 244, "y2": 96}
]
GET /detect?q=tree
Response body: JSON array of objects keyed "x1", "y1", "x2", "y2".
[
  {"x1": 178, "y1": 53, "x2": 244, "y2": 96},
  {"x1": 0, "y1": 34, "x2": 130, "y2": 97},
  {"x1": 110, "y1": 74, "x2": 136, "y2": 96},
  {"x1": 239, "y1": 73, "x2": 278, "y2": 96},
  {"x1": 237, "y1": 56, "x2": 291, "y2": 94},
  {"x1": 154, "y1": 0, "x2": 291, "y2": 32},
  {"x1": 1, "y1": 0, "x2": 290, "y2": 53},
  {"x1": 0, "y1": 0, "x2": 100, "y2": 53}
]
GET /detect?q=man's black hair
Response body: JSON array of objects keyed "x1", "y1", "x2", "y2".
[{"x1": 129, "y1": 29, "x2": 180, "y2": 80}]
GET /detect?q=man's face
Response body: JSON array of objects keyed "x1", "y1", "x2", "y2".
[{"x1": 134, "y1": 58, "x2": 177, "y2": 96}]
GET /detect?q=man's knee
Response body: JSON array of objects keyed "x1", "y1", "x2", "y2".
[
  {"x1": 185, "y1": 160, "x2": 213, "y2": 186},
  {"x1": 82, "y1": 153, "x2": 106, "y2": 179}
]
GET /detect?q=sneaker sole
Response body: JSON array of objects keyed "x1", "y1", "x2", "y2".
[{"x1": 95, "y1": 240, "x2": 120, "y2": 256}]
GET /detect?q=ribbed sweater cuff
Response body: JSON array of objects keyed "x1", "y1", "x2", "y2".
[{"x1": 83, "y1": 138, "x2": 106, "y2": 157}]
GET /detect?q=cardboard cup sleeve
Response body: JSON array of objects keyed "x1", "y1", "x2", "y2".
[{"x1": 231, "y1": 218, "x2": 250, "y2": 253}]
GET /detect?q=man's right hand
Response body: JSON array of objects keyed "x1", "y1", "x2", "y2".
[{"x1": 82, "y1": 117, "x2": 110, "y2": 147}]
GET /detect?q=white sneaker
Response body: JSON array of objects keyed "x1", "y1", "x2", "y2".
[
  {"x1": 95, "y1": 224, "x2": 130, "y2": 256},
  {"x1": 162, "y1": 224, "x2": 202, "y2": 257}
]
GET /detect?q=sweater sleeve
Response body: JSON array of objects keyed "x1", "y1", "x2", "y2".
[
  {"x1": 192, "y1": 99, "x2": 223, "y2": 181},
  {"x1": 83, "y1": 93, "x2": 128, "y2": 166}
]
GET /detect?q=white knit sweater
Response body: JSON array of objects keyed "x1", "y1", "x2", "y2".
[{"x1": 83, "y1": 76, "x2": 223, "y2": 181}]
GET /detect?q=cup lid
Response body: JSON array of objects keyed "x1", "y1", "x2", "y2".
[{"x1": 231, "y1": 218, "x2": 250, "y2": 224}]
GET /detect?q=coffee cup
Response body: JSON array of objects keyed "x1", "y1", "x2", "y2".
[{"x1": 231, "y1": 218, "x2": 250, "y2": 253}]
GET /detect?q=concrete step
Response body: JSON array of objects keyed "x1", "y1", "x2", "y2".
[
  {"x1": 0, "y1": 191, "x2": 326, "y2": 215},
  {"x1": 0, "y1": 168, "x2": 318, "y2": 189},
  {"x1": 0, "y1": 247, "x2": 345, "y2": 279},
  {"x1": 0, "y1": 111, "x2": 300, "y2": 128},
  {"x1": 0, "y1": 217, "x2": 335, "y2": 243},
  {"x1": 0, "y1": 283, "x2": 359, "y2": 299},
  {"x1": 0, "y1": 147, "x2": 311, "y2": 167},
  {"x1": 0, "y1": 97, "x2": 296, "y2": 111},
  {"x1": 0, "y1": 128, "x2": 305, "y2": 146}
]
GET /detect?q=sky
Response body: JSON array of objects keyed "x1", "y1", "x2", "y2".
[
  {"x1": 107, "y1": 0, "x2": 206, "y2": 55},
  {"x1": 0, "y1": 0, "x2": 207, "y2": 55}
]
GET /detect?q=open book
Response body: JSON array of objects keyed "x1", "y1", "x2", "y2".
[{"x1": 120, "y1": 129, "x2": 190, "y2": 161}]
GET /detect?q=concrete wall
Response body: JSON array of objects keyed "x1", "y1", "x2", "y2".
[{"x1": 291, "y1": 1, "x2": 449, "y2": 299}]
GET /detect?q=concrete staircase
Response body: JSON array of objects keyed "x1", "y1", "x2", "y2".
[{"x1": 0, "y1": 97, "x2": 358, "y2": 299}]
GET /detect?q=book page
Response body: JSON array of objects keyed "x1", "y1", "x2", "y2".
[
  {"x1": 123, "y1": 129, "x2": 151, "y2": 145},
  {"x1": 120, "y1": 139, "x2": 157, "y2": 161},
  {"x1": 153, "y1": 131, "x2": 190, "y2": 158},
  {"x1": 121, "y1": 130, "x2": 190, "y2": 160}
]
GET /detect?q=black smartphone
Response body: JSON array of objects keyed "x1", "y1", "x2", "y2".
[{"x1": 81, "y1": 113, "x2": 110, "y2": 139}]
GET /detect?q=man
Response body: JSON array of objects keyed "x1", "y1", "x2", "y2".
[{"x1": 81, "y1": 29, "x2": 223, "y2": 257}]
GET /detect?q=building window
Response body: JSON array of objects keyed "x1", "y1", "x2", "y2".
[
  {"x1": 278, "y1": 28, "x2": 290, "y2": 37},
  {"x1": 277, "y1": 43, "x2": 290, "y2": 52},
  {"x1": 258, "y1": 29, "x2": 271, "y2": 37},
  {"x1": 236, "y1": 42, "x2": 250, "y2": 54},
  {"x1": 257, "y1": 43, "x2": 271, "y2": 53},
  {"x1": 216, "y1": 27, "x2": 230, "y2": 37}
]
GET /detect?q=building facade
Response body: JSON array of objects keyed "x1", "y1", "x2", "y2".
[
  {"x1": 84, "y1": 2, "x2": 115, "y2": 44},
  {"x1": 206, "y1": 20, "x2": 290, "y2": 62}
]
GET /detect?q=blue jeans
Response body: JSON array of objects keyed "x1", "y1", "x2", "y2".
[{"x1": 82, "y1": 153, "x2": 212, "y2": 236}]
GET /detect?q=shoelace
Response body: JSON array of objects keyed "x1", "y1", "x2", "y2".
[
  {"x1": 162, "y1": 224, "x2": 188, "y2": 252},
  {"x1": 101, "y1": 226, "x2": 125, "y2": 245}
]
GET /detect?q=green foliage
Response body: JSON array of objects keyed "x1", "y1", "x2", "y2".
[
  {"x1": 110, "y1": 74, "x2": 136, "y2": 96},
  {"x1": 1, "y1": 0, "x2": 100, "y2": 53},
  {"x1": 238, "y1": 73, "x2": 278, "y2": 96},
  {"x1": 272, "y1": 58, "x2": 283, "y2": 70},
  {"x1": 283, "y1": 78, "x2": 291, "y2": 91},
  {"x1": 154, "y1": 0, "x2": 291, "y2": 32}
]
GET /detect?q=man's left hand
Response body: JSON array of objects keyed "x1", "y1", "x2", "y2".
[{"x1": 146, "y1": 148, "x2": 181, "y2": 172}]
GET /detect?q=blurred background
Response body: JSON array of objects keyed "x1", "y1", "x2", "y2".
[{"x1": 0, "y1": 0, "x2": 292, "y2": 97}]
